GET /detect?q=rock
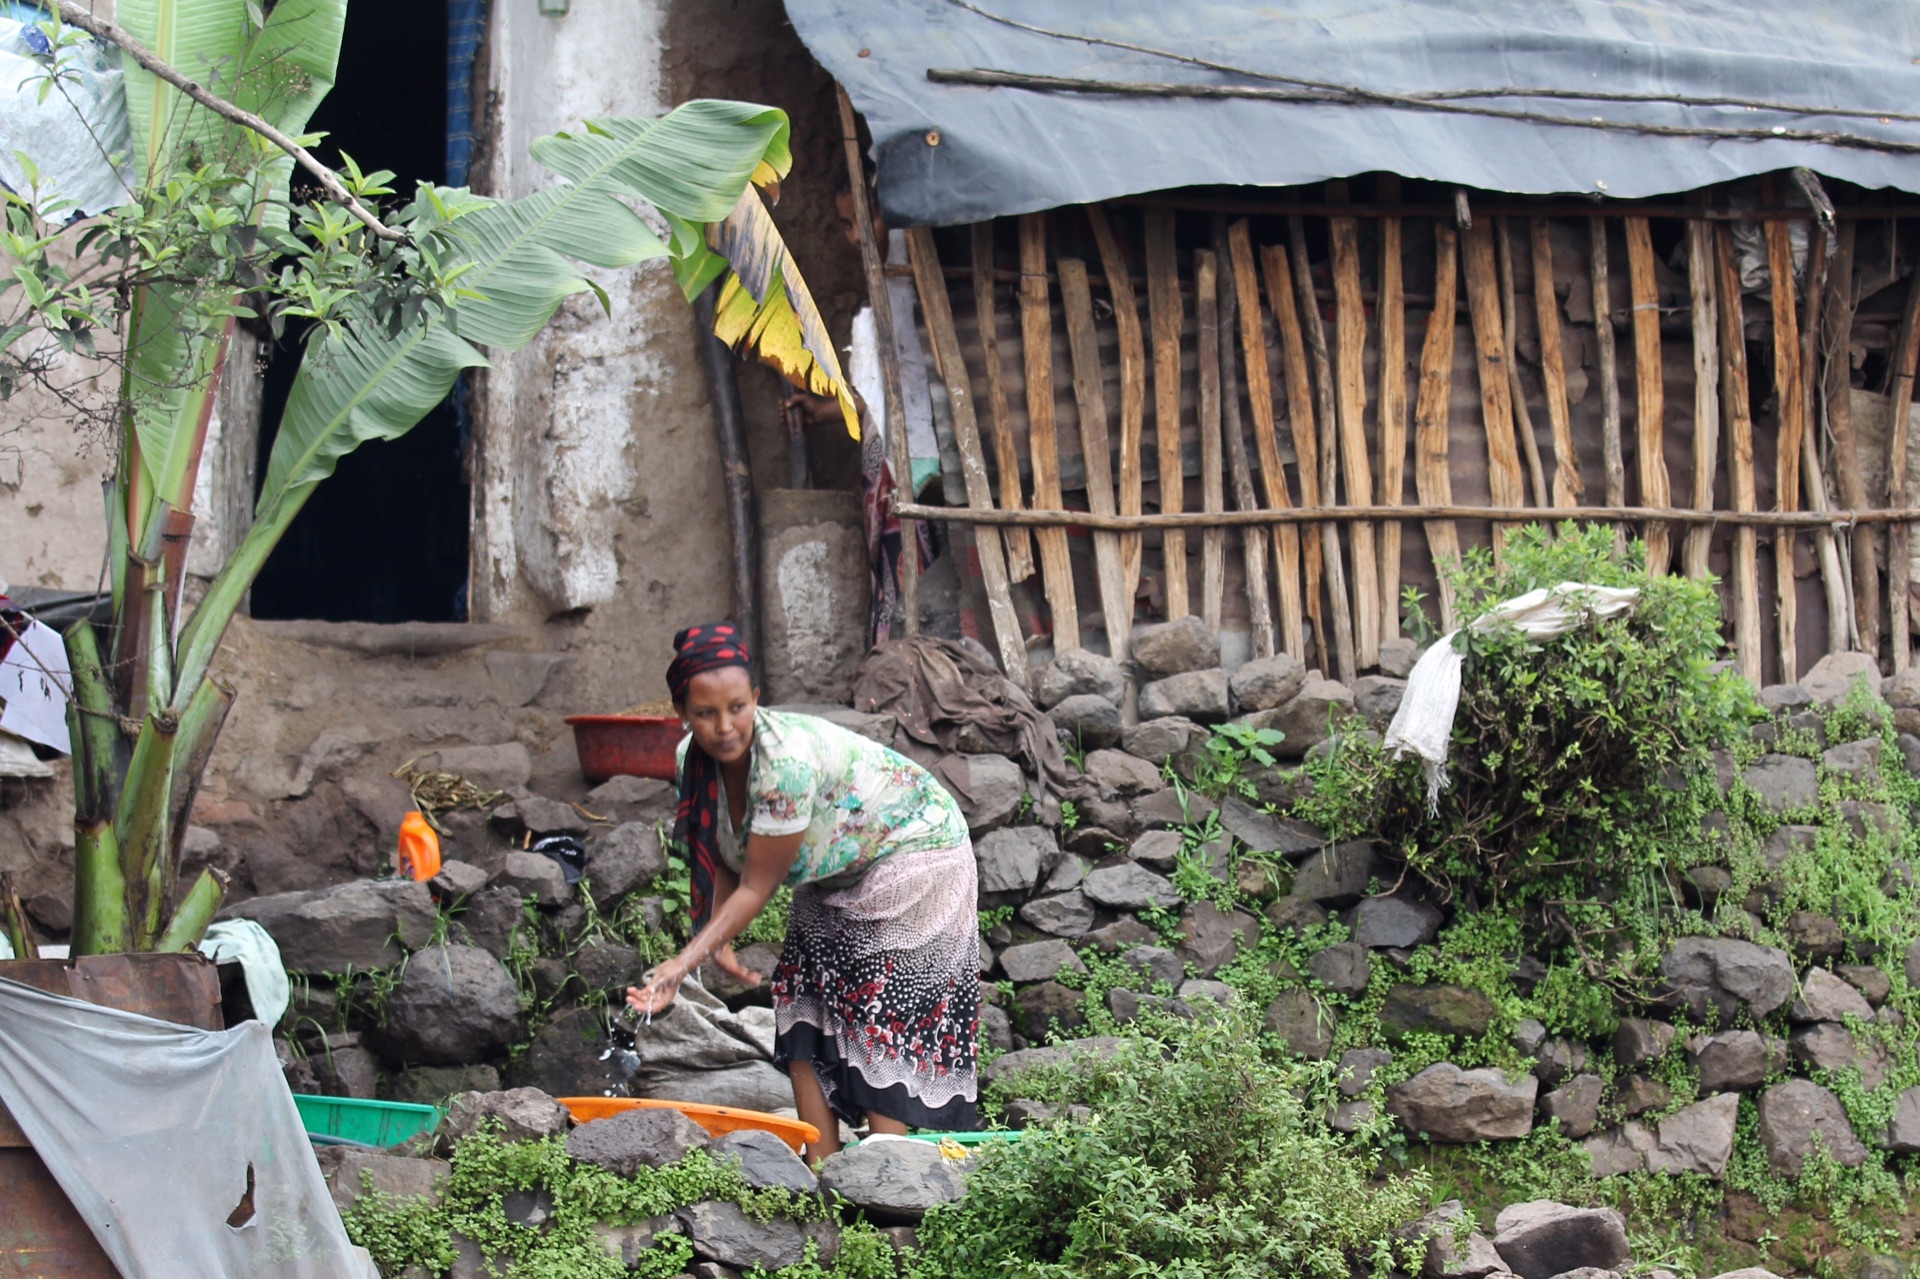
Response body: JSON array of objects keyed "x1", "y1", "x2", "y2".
[
  {"x1": 1337, "y1": 1047, "x2": 1393, "y2": 1097},
  {"x1": 1740, "y1": 755, "x2": 1818, "y2": 813},
  {"x1": 979, "y1": 1004, "x2": 1013, "y2": 1053},
  {"x1": 1378, "y1": 636, "x2": 1421, "y2": 679},
  {"x1": 583, "y1": 774, "x2": 676, "y2": 821},
  {"x1": 1883, "y1": 1087, "x2": 1920, "y2": 1153},
  {"x1": 506, "y1": 1008, "x2": 618, "y2": 1097},
  {"x1": 1402, "y1": 1199, "x2": 1506, "y2": 1279},
  {"x1": 1309, "y1": 941, "x2": 1372, "y2": 996},
  {"x1": 1228, "y1": 653, "x2": 1307, "y2": 713},
  {"x1": 1082, "y1": 749, "x2": 1166, "y2": 798},
  {"x1": 817, "y1": 1139, "x2": 968, "y2": 1223},
  {"x1": 454, "y1": 887, "x2": 528, "y2": 959},
  {"x1": 1897, "y1": 733, "x2": 1920, "y2": 778},
  {"x1": 1790, "y1": 1023, "x2": 1890, "y2": 1088},
  {"x1": 1823, "y1": 736, "x2": 1883, "y2": 780},
  {"x1": 1083, "y1": 862, "x2": 1181, "y2": 910},
  {"x1": 1759, "y1": 825, "x2": 1818, "y2": 871},
  {"x1": 1785, "y1": 911, "x2": 1846, "y2": 961},
  {"x1": 1352, "y1": 675, "x2": 1407, "y2": 728},
  {"x1": 983, "y1": 1036, "x2": 1126, "y2": 1087},
  {"x1": 1291, "y1": 841, "x2": 1385, "y2": 907},
  {"x1": 1800, "y1": 650, "x2": 1880, "y2": 706},
  {"x1": 1381, "y1": 984, "x2": 1498, "y2": 1041},
  {"x1": 1051, "y1": 695, "x2": 1123, "y2": 750},
  {"x1": 1540, "y1": 1075, "x2": 1604, "y2": 1139},
  {"x1": 1082, "y1": 916, "x2": 1157, "y2": 952},
  {"x1": 590, "y1": 1218, "x2": 678, "y2": 1269},
  {"x1": 678, "y1": 1200, "x2": 806, "y2": 1271},
  {"x1": 1908, "y1": 938, "x2": 1920, "y2": 989},
  {"x1": 584, "y1": 823, "x2": 667, "y2": 906},
  {"x1": 1583, "y1": 1123, "x2": 1658, "y2": 1177},
  {"x1": 1350, "y1": 893, "x2": 1443, "y2": 948},
  {"x1": 975, "y1": 827, "x2": 1056, "y2": 898},
  {"x1": 1615, "y1": 1074, "x2": 1671, "y2": 1117},
  {"x1": 998, "y1": 939, "x2": 1086, "y2": 984},
  {"x1": 1532, "y1": 1039, "x2": 1588, "y2": 1089},
  {"x1": 1177, "y1": 978, "x2": 1235, "y2": 1007},
  {"x1": 934, "y1": 753, "x2": 1028, "y2": 834},
  {"x1": 1121, "y1": 717, "x2": 1207, "y2": 766},
  {"x1": 1215, "y1": 799, "x2": 1314, "y2": 858},
  {"x1": 1682, "y1": 865, "x2": 1731, "y2": 910},
  {"x1": 1387, "y1": 1064, "x2": 1537, "y2": 1142},
  {"x1": 305, "y1": 1041, "x2": 379, "y2": 1098},
  {"x1": 224, "y1": 879, "x2": 437, "y2": 974},
  {"x1": 1138, "y1": 669, "x2": 1232, "y2": 723},
  {"x1": 374, "y1": 945, "x2": 520, "y2": 1067},
  {"x1": 1264, "y1": 894, "x2": 1329, "y2": 936},
  {"x1": 490, "y1": 796, "x2": 590, "y2": 840},
  {"x1": 1034, "y1": 648, "x2": 1127, "y2": 708},
  {"x1": 1660, "y1": 937, "x2": 1795, "y2": 1021},
  {"x1": 391, "y1": 1065, "x2": 500, "y2": 1105},
  {"x1": 1792, "y1": 966, "x2": 1875, "y2": 1022},
  {"x1": 1611, "y1": 1019, "x2": 1675, "y2": 1067},
  {"x1": 1132, "y1": 615, "x2": 1220, "y2": 677},
  {"x1": 1758, "y1": 683, "x2": 1812, "y2": 714},
  {"x1": 1839, "y1": 964, "x2": 1892, "y2": 1007},
  {"x1": 1127, "y1": 829, "x2": 1183, "y2": 872},
  {"x1": 438, "y1": 1088, "x2": 571, "y2": 1155},
  {"x1": 425, "y1": 743, "x2": 534, "y2": 792},
  {"x1": 493, "y1": 850, "x2": 572, "y2": 907},
  {"x1": 1645, "y1": 1092, "x2": 1741, "y2": 1179},
  {"x1": 1263, "y1": 989, "x2": 1335, "y2": 1059},
  {"x1": 1131, "y1": 787, "x2": 1215, "y2": 830},
  {"x1": 571, "y1": 937, "x2": 642, "y2": 993},
  {"x1": 1491, "y1": 1202, "x2": 1630, "y2": 1279},
  {"x1": 1757, "y1": 1078, "x2": 1867, "y2": 1175},
  {"x1": 1173, "y1": 901, "x2": 1261, "y2": 975},
  {"x1": 1255, "y1": 679, "x2": 1357, "y2": 758},
  {"x1": 430, "y1": 860, "x2": 490, "y2": 902},
  {"x1": 1688, "y1": 1030, "x2": 1776, "y2": 1092},
  {"x1": 1121, "y1": 945, "x2": 1185, "y2": 989},
  {"x1": 1706, "y1": 1271, "x2": 1786, "y2": 1279},
  {"x1": 567, "y1": 1108, "x2": 710, "y2": 1175},
  {"x1": 1013, "y1": 981, "x2": 1087, "y2": 1039},
  {"x1": 1019, "y1": 891, "x2": 1096, "y2": 937},
  {"x1": 315, "y1": 1148, "x2": 448, "y2": 1216},
  {"x1": 1108, "y1": 987, "x2": 1190, "y2": 1023}
]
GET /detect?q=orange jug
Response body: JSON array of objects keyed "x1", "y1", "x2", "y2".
[{"x1": 397, "y1": 811, "x2": 442, "y2": 882}]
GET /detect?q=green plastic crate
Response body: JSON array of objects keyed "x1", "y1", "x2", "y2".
[{"x1": 293, "y1": 1094, "x2": 440, "y2": 1148}]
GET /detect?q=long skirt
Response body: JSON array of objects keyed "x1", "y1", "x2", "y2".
[{"x1": 770, "y1": 838, "x2": 980, "y2": 1130}]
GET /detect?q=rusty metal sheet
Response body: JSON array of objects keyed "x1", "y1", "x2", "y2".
[
  {"x1": 0, "y1": 954, "x2": 223, "y2": 1030},
  {"x1": 0, "y1": 1148, "x2": 122, "y2": 1279}
]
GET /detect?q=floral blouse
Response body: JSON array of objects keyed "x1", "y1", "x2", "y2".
[{"x1": 677, "y1": 709, "x2": 968, "y2": 886}]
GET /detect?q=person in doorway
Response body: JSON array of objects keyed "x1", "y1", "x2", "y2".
[{"x1": 626, "y1": 622, "x2": 980, "y2": 1157}]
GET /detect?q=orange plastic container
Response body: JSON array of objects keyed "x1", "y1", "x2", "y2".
[
  {"x1": 557, "y1": 1097, "x2": 819, "y2": 1152},
  {"x1": 397, "y1": 811, "x2": 442, "y2": 882}
]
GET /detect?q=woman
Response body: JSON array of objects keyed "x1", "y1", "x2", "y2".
[{"x1": 626, "y1": 622, "x2": 980, "y2": 1156}]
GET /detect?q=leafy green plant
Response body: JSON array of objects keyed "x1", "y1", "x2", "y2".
[{"x1": 1194, "y1": 722, "x2": 1285, "y2": 800}]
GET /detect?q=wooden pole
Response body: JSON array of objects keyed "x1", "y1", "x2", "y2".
[
  {"x1": 1531, "y1": 219, "x2": 1583, "y2": 509},
  {"x1": 1288, "y1": 216, "x2": 1359, "y2": 683},
  {"x1": 1329, "y1": 209, "x2": 1381, "y2": 667},
  {"x1": 1798, "y1": 229, "x2": 1848, "y2": 657},
  {"x1": 1377, "y1": 202, "x2": 1409, "y2": 642},
  {"x1": 1195, "y1": 248, "x2": 1230, "y2": 631},
  {"x1": 893, "y1": 501, "x2": 1920, "y2": 531},
  {"x1": 1261, "y1": 243, "x2": 1329, "y2": 669},
  {"x1": 1228, "y1": 220, "x2": 1304, "y2": 655},
  {"x1": 906, "y1": 227, "x2": 1030, "y2": 682},
  {"x1": 1715, "y1": 222, "x2": 1762, "y2": 683},
  {"x1": 1145, "y1": 207, "x2": 1189, "y2": 619},
  {"x1": 1766, "y1": 218, "x2": 1805, "y2": 678},
  {"x1": 970, "y1": 221, "x2": 1035, "y2": 582},
  {"x1": 1088, "y1": 205, "x2": 1148, "y2": 611},
  {"x1": 1625, "y1": 217, "x2": 1671, "y2": 574},
  {"x1": 1018, "y1": 214, "x2": 1080, "y2": 649},
  {"x1": 1207, "y1": 243, "x2": 1276, "y2": 656},
  {"x1": 1415, "y1": 223, "x2": 1464, "y2": 630},
  {"x1": 1497, "y1": 219, "x2": 1550, "y2": 511},
  {"x1": 1462, "y1": 221, "x2": 1526, "y2": 557},
  {"x1": 1887, "y1": 265, "x2": 1920, "y2": 672},
  {"x1": 1059, "y1": 257, "x2": 1134, "y2": 661},
  {"x1": 693, "y1": 285, "x2": 759, "y2": 655},
  {"x1": 1683, "y1": 220, "x2": 1720, "y2": 579},
  {"x1": 1591, "y1": 217, "x2": 1628, "y2": 556},
  {"x1": 1825, "y1": 221, "x2": 1872, "y2": 657},
  {"x1": 835, "y1": 85, "x2": 917, "y2": 634}
]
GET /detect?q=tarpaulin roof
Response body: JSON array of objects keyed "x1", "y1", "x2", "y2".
[{"x1": 782, "y1": 0, "x2": 1920, "y2": 226}]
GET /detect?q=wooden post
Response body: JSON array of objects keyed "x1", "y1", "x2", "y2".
[
  {"x1": 1288, "y1": 216, "x2": 1359, "y2": 683},
  {"x1": 1625, "y1": 216, "x2": 1671, "y2": 574},
  {"x1": 1018, "y1": 214, "x2": 1079, "y2": 649},
  {"x1": 1684, "y1": 220, "x2": 1720, "y2": 580},
  {"x1": 693, "y1": 285, "x2": 759, "y2": 655},
  {"x1": 1715, "y1": 222, "x2": 1762, "y2": 684},
  {"x1": 1887, "y1": 266, "x2": 1920, "y2": 672},
  {"x1": 1207, "y1": 243, "x2": 1276, "y2": 656},
  {"x1": 1531, "y1": 219, "x2": 1583, "y2": 509},
  {"x1": 1088, "y1": 205, "x2": 1148, "y2": 611},
  {"x1": 1377, "y1": 206, "x2": 1409, "y2": 642},
  {"x1": 1497, "y1": 218, "x2": 1549, "y2": 511},
  {"x1": 1766, "y1": 218, "x2": 1804, "y2": 678},
  {"x1": 1059, "y1": 257, "x2": 1134, "y2": 661},
  {"x1": 1591, "y1": 217, "x2": 1627, "y2": 555},
  {"x1": 1145, "y1": 207, "x2": 1189, "y2": 619},
  {"x1": 835, "y1": 85, "x2": 917, "y2": 633},
  {"x1": 1798, "y1": 229, "x2": 1848, "y2": 657},
  {"x1": 1825, "y1": 221, "x2": 1872, "y2": 657},
  {"x1": 1415, "y1": 223, "x2": 1463, "y2": 631},
  {"x1": 906, "y1": 227, "x2": 1030, "y2": 683},
  {"x1": 1261, "y1": 243, "x2": 1329, "y2": 669},
  {"x1": 1329, "y1": 211, "x2": 1381, "y2": 668},
  {"x1": 1462, "y1": 220, "x2": 1526, "y2": 557},
  {"x1": 1228, "y1": 220, "x2": 1304, "y2": 655},
  {"x1": 970, "y1": 221, "x2": 1034, "y2": 582},
  {"x1": 1195, "y1": 249, "x2": 1230, "y2": 631}
]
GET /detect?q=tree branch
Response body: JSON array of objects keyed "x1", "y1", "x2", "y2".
[{"x1": 52, "y1": 0, "x2": 404, "y2": 242}]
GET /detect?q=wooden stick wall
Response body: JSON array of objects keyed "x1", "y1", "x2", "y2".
[{"x1": 903, "y1": 194, "x2": 1920, "y2": 684}]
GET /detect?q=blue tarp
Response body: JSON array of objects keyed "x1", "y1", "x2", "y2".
[{"x1": 783, "y1": 0, "x2": 1920, "y2": 225}]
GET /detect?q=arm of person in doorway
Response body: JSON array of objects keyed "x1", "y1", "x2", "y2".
[{"x1": 625, "y1": 830, "x2": 802, "y2": 1016}]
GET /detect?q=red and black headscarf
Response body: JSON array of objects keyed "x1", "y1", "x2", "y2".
[{"x1": 667, "y1": 622, "x2": 753, "y2": 930}]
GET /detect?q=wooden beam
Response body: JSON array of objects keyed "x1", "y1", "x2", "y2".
[
  {"x1": 1497, "y1": 218, "x2": 1549, "y2": 511},
  {"x1": 1018, "y1": 213, "x2": 1079, "y2": 649},
  {"x1": 1288, "y1": 216, "x2": 1359, "y2": 683},
  {"x1": 1715, "y1": 221, "x2": 1762, "y2": 684},
  {"x1": 970, "y1": 221, "x2": 1034, "y2": 582},
  {"x1": 1825, "y1": 221, "x2": 1871, "y2": 658},
  {"x1": 1591, "y1": 217, "x2": 1627, "y2": 555},
  {"x1": 1145, "y1": 207, "x2": 1189, "y2": 619},
  {"x1": 1087, "y1": 205, "x2": 1147, "y2": 611},
  {"x1": 1798, "y1": 228, "x2": 1848, "y2": 657},
  {"x1": 1766, "y1": 218, "x2": 1804, "y2": 679},
  {"x1": 1462, "y1": 220, "x2": 1526, "y2": 556},
  {"x1": 1887, "y1": 264, "x2": 1920, "y2": 672},
  {"x1": 905, "y1": 227, "x2": 1029, "y2": 683},
  {"x1": 1377, "y1": 208, "x2": 1409, "y2": 643},
  {"x1": 1329, "y1": 212, "x2": 1381, "y2": 667},
  {"x1": 1531, "y1": 219, "x2": 1583, "y2": 509},
  {"x1": 1195, "y1": 248, "x2": 1230, "y2": 631},
  {"x1": 1261, "y1": 243, "x2": 1329, "y2": 669},
  {"x1": 1683, "y1": 220, "x2": 1720, "y2": 579},
  {"x1": 1207, "y1": 242, "x2": 1277, "y2": 656},
  {"x1": 1229, "y1": 221, "x2": 1304, "y2": 655},
  {"x1": 1415, "y1": 223, "x2": 1463, "y2": 631},
  {"x1": 1625, "y1": 216, "x2": 1671, "y2": 574},
  {"x1": 893, "y1": 501, "x2": 1920, "y2": 531},
  {"x1": 1059, "y1": 257, "x2": 1134, "y2": 662}
]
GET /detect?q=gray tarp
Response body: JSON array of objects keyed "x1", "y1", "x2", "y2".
[
  {"x1": 0, "y1": 977, "x2": 377, "y2": 1279},
  {"x1": 783, "y1": 0, "x2": 1920, "y2": 225}
]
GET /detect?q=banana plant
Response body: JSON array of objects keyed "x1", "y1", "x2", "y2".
[{"x1": 0, "y1": 0, "x2": 852, "y2": 955}]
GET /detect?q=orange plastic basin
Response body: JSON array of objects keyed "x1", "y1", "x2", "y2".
[{"x1": 558, "y1": 1097, "x2": 819, "y2": 1152}]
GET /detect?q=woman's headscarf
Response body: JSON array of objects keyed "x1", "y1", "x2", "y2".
[{"x1": 667, "y1": 622, "x2": 753, "y2": 931}]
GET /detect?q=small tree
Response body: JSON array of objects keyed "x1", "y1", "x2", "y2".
[{"x1": 0, "y1": 0, "x2": 851, "y2": 956}]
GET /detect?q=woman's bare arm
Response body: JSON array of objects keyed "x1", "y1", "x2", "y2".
[{"x1": 628, "y1": 831, "x2": 802, "y2": 1013}]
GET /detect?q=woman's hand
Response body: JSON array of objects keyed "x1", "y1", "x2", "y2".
[
  {"x1": 626, "y1": 960, "x2": 686, "y2": 1018},
  {"x1": 711, "y1": 944, "x2": 763, "y2": 986}
]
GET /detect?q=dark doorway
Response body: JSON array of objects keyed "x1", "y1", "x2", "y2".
[{"x1": 251, "y1": 0, "x2": 469, "y2": 623}]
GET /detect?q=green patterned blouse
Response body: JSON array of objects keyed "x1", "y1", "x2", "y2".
[{"x1": 677, "y1": 709, "x2": 969, "y2": 886}]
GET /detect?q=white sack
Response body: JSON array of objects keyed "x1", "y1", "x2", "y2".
[{"x1": 0, "y1": 11, "x2": 135, "y2": 217}]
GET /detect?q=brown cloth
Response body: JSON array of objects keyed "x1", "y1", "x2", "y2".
[{"x1": 849, "y1": 637, "x2": 1091, "y2": 799}]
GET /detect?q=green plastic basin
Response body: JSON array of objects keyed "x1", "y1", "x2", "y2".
[
  {"x1": 903, "y1": 1130, "x2": 1024, "y2": 1146},
  {"x1": 293, "y1": 1094, "x2": 441, "y2": 1148}
]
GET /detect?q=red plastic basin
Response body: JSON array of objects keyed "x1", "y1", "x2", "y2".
[{"x1": 565, "y1": 715, "x2": 683, "y2": 783}]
